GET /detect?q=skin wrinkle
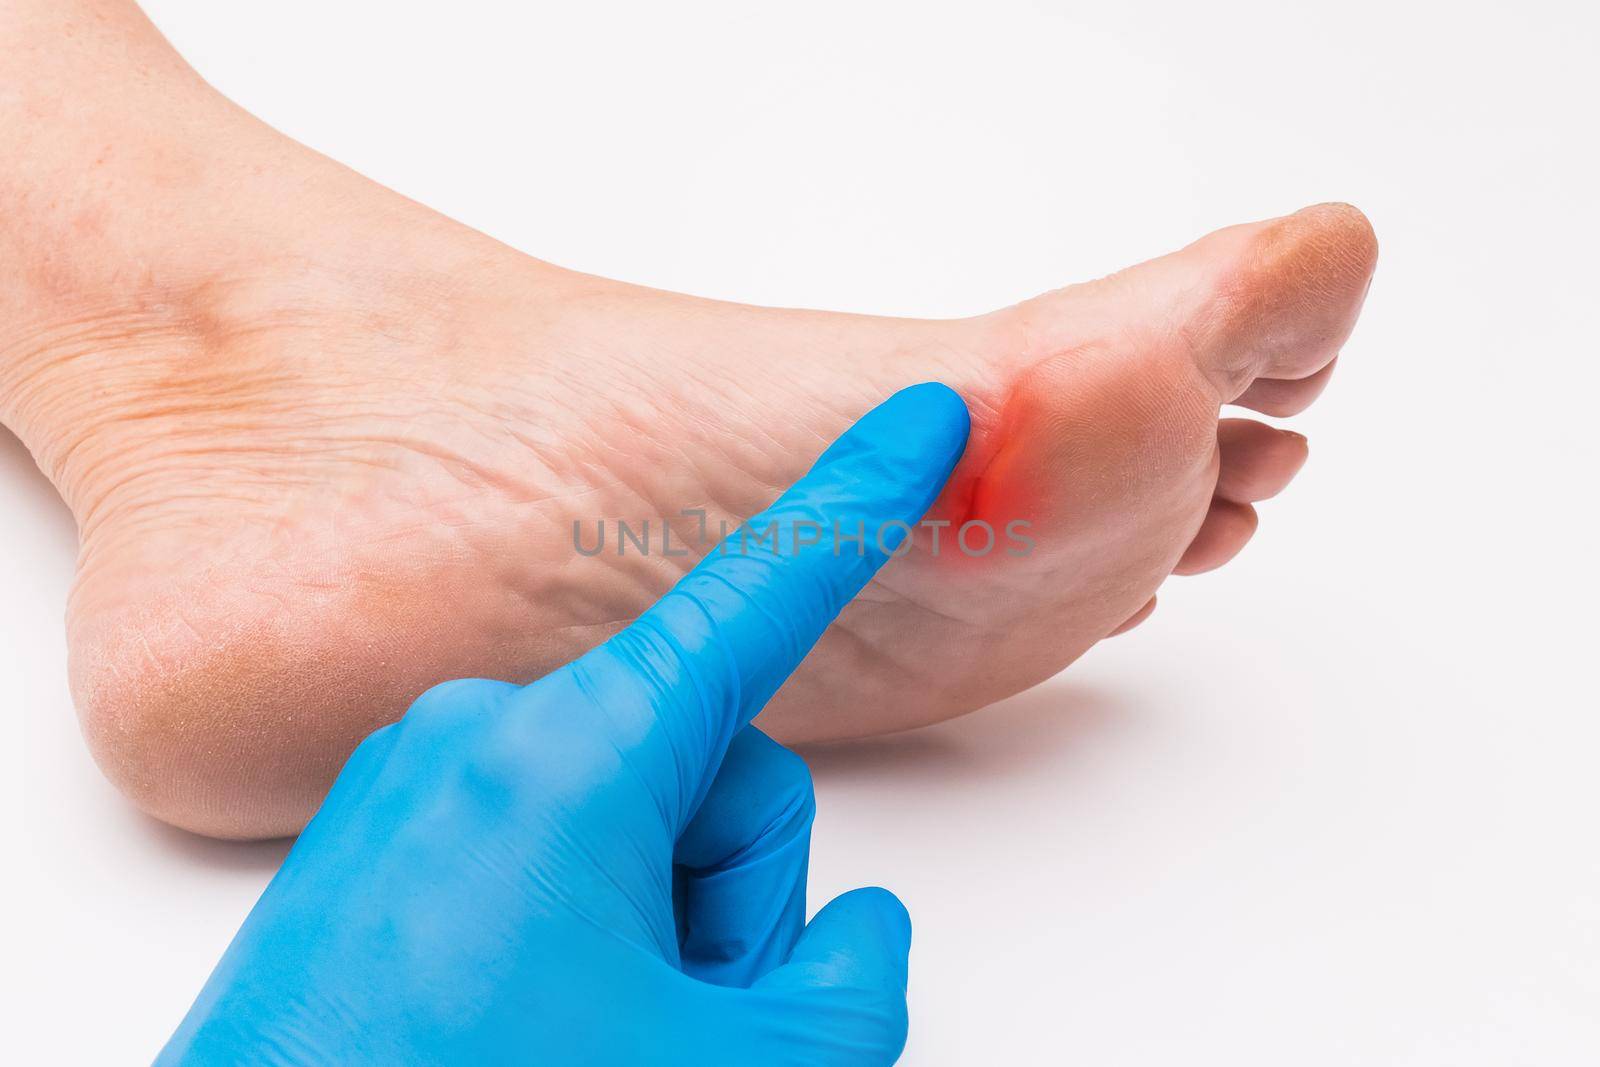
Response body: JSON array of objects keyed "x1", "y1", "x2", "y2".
[
  {"x1": 592, "y1": 378, "x2": 777, "y2": 541},
  {"x1": 819, "y1": 605, "x2": 967, "y2": 701}
]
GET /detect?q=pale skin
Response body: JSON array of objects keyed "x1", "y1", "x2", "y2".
[{"x1": 0, "y1": 1, "x2": 1376, "y2": 839}]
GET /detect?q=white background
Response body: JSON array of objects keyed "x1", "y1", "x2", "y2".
[{"x1": 6, "y1": 1, "x2": 1599, "y2": 1062}]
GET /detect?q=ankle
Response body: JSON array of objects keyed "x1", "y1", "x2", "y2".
[
  {"x1": 0, "y1": 3, "x2": 230, "y2": 442},
  {"x1": 0, "y1": 0, "x2": 226, "y2": 282}
]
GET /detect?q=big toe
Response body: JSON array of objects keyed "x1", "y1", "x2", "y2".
[{"x1": 1181, "y1": 202, "x2": 1378, "y2": 404}]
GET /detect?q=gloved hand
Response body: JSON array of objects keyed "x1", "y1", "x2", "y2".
[{"x1": 160, "y1": 383, "x2": 970, "y2": 1066}]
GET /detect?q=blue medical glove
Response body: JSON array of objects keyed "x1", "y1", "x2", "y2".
[{"x1": 159, "y1": 383, "x2": 970, "y2": 1066}]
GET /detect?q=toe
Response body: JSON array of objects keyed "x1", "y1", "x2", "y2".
[
  {"x1": 1109, "y1": 596, "x2": 1157, "y2": 636},
  {"x1": 1214, "y1": 419, "x2": 1309, "y2": 502},
  {"x1": 1185, "y1": 202, "x2": 1377, "y2": 402},
  {"x1": 1174, "y1": 499, "x2": 1258, "y2": 575},
  {"x1": 1232, "y1": 358, "x2": 1339, "y2": 418}
]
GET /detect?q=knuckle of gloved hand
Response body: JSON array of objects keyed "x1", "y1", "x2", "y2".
[
  {"x1": 396, "y1": 677, "x2": 504, "y2": 740},
  {"x1": 347, "y1": 721, "x2": 398, "y2": 764}
]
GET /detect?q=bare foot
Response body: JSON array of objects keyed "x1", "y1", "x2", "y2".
[{"x1": 0, "y1": 5, "x2": 1374, "y2": 837}]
